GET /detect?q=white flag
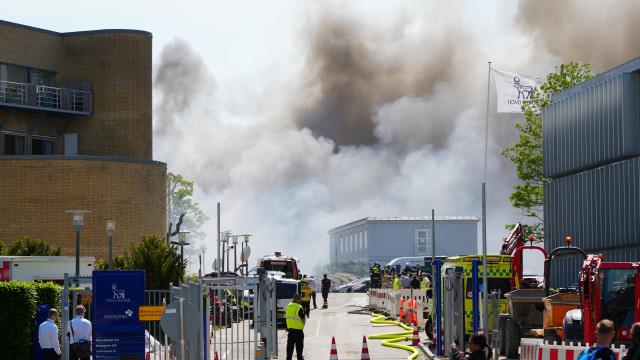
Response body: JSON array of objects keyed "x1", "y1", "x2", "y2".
[{"x1": 491, "y1": 68, "x2": 543, "y2": 113}]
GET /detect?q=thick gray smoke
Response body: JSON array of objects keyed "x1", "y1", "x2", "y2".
[{"x1": 153, "y1": 2, "x2": 640, "y2": 272}]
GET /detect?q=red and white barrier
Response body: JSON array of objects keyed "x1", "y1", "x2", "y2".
[{"x1": 520, "y1": 339, "x2": 628, "y2": 360}]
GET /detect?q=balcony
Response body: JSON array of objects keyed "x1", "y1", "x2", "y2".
[{"x1": 0, "y1": 80, "x2": 92, "y2": 115}]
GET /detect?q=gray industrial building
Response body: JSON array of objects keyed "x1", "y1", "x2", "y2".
[
  {"x1": 328, "y1": 216, "x2": 479, "y2": 266},
  {"x1": 543, "y1": 56, "x2": 640, "y2": 286}
]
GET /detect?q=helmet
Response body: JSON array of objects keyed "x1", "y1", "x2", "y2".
[
  {"x1": 374, "y1": 262, "x2": 380, "y2": 266},
  {"x1": 406, "y1": 262, "x2": 410, "y2": 266}
]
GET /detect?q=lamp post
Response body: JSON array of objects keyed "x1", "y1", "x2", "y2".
[
  {"x1": 232, "y1": 236, "x2": 238, "y2": 273},
  {"x1": 220, "y1": 231, "x2": 230, "y2": 273},
  {"x1": 66, "y1": 210, "x2": 90, "y2": 277},
  {"x1": 226, "y1": 245, "x2": 233, "y2": 273},
  {"x1": 171, "y1": 231, "x2": 190, "y2": 274},
  {"x1": 103, "y1": 219, "x2": 121, "y2": 270},
  {"x1": 240, "y1": 235, "x2": 251, "y2": 275}
]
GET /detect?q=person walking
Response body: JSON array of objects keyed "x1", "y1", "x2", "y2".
[
  {"x1": 578, "y1": 319, "x2": 615, "y2": 360},
  {"x1": 285, "y1": 294, "x2": 306, "y2": 360},
  {"x1": 300, "y1": 278, "x2": 313, "y2": 318},
  {"x1": 622, "y1": 322, "x2": 640, "y2": 360},
  {"x1": 321, "y1": 274, "x2": 331, "y2": 308},
  {"x1": 68, "y1": 305, "x2": 92, "y2": 360},
  {"x1": 308, "y1": 276, "x2": 318, "y2": 309},
  {"x1": 39, "y1": 308, "x2": 61, "y2": 360},
  {"x1": 393, "y1": 273, "x2": 401, "y2": 289},
  {"x1": 450, "y1": 333, "x2": 492, "y2": 360}
]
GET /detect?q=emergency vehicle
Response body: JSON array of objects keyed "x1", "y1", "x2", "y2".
[
  {"x1": 0, "y1": 256, "x2": 95, "y2": 283},
  {"x1": 256, "y1": 252, "x2": 300, "y2": 280}
]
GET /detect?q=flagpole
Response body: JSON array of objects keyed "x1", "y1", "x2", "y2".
[{"x1": 482, "y1": 61, "x2": 491, "y2": 336}]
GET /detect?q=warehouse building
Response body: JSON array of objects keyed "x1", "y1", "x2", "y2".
[
  {"x1": 328, "y1": 216, "x2": 479, "y2": 266},
  {"x1": 0, "y1": 20, "x2": 166, "y2": 259},
  {"x1": 543, "y1": 56, "x2": 640, "y2": 286}
]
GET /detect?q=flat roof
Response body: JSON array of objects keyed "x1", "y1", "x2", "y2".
[{"x1": 328, "y1": 216, "x2": 480, "y2": 234}]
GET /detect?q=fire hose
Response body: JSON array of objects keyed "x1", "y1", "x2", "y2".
[{"x1": 369, "y1": 313, "x2": 420, "y2": 360}]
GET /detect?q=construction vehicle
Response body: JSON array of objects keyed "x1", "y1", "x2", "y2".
[
  {"x1": 495, "y1": 224, "x2": 553, "y2": 357},
  {"x1": 256, "y1": 251, "x2": 301, "y2": 280},
  {"x1": 562, "y1": 254, "x2": 640, "y2": 344}
]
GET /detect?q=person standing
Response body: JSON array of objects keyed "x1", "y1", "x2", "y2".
[
  {"x1": 402, "y1": 263, "x2": 413, "y2": 276},
  {"x1": 300, "y1": 278, "x2": 313, "y2": 318},
  {"x1": 622, "y1": 322, "x2": 640, "y2": 360},
  {"x1": 402, "y1": 274, "x2": 412, "y2": 289},
  {"x1": 39, "y1": 308, "x2": 61, "y2": 360},
  {"x1": 393, "y1": 273, "x2": 401, "y2": 289},
  {"x1": 578, "y1": 319, "x2": 615, "y2": 360},
  {"x1": 308, "y1": 276, "x2": 318, "y2": 309},
  {"x1": 415, "y1": 264, "x2": 423, "y2": 277},
  {"x1": 285, "y1": 294, "x2": 306, "y2": 360},
  {"x1": 370, "y1": 262, "x2": 382, "y2": 288},
  {"x1": 410, "y1": 275, "x2": 421, "y2": 289},
  {"x1": 421, "y1": 273, "x2": 431, "y2": 290},
  {"x1": 68, "y1": 305, "x2": 92, "y2": 360},
  {"x1": 321, "y1": 274, "x2": 331, "y2": 309}
]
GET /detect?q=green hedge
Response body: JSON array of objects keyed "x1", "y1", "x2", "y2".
[{"x1": 0, "y1": 281, "x2": 62, "y2": 359}]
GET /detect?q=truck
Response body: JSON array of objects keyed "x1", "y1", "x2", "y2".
[
  {"x1": 256, "y1": 252, "x2": 301, "y2": 280},
  {"x1": 275, "y1": 278, "x2": 302, "y2": 326},
  {"x1": 0, "y1": 256, "x2": 96, "y2": 283}
]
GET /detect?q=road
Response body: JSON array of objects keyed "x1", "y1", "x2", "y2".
[{"x1": 276, "y1": 293, "x2": 428, "y2": 360}]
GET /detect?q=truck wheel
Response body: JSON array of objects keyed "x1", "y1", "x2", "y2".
[
  {"x1": 498, "y1": 318, "x2": 507, "y2": 355},
  {"x1": 505, "y1": 319, "x2": 521, "y2": 359},
  {"x1": 424, "y1": 317, "x2": 433, "y2": 339}
]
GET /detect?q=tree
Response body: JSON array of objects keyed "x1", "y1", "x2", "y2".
[
  {"x1": 95, "y1": 235, "x2": 185, "y2": 290},
  {"x1": 167, "y1": 173, "x2": 209, "y2": 244},
  {"x1": 0, "y1": 236, "x2": 62, "y2": 256},
  {"x1": 502, "y1": 62, "x2": 594, "y2": 241}
]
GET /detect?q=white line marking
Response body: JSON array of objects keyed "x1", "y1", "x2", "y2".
[{"x1": 307, "y1": 316, "x2": 322, "y2": 339}]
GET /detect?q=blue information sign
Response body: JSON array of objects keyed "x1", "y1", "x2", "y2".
[{"x1": 92, "y1": 270, "x2": 145, "y2": 359}]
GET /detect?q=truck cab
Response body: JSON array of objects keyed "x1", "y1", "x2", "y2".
[{"x1": 257, "y1": 252, "x2": 300, "y2": 280}]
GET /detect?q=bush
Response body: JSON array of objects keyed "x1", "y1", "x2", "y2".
[
  {"x1": 0, "y1": 282, "x2": 38, "y2": 359},
  {"x1": 0, "y1": 281, "x2": 62, "y2": 359}
]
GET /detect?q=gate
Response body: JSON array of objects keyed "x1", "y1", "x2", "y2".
[
  {"x1": 204, "y1": 275, "x2": 277, "y2": 360},
  {"x1": 61, "y1": 274, "x2": 93, "y2": 360}
]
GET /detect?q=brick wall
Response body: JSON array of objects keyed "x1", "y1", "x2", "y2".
[{"x1": 0, "y1": 158, "x2": 167, "y2": 260}]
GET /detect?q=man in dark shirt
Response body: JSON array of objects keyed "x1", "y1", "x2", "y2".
[
  {"x1": 580, "y1": 319, "x2": 615, "y2": 360},
  {"x1": 410, "y1": 275, "x2": 421, "y2": 289},
  {"x1": 321, "y1": 274, "x2": 331, "y2": 309}
]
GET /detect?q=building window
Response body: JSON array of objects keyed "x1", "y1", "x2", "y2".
[
  {"x1": 32, "y1": 136, "x2": 55, "y2": 155},
  {"x1": 416, "y1": 229, "x2": 431, "y2": 255},
  {"x1": 3, "y1": 132, "x2": 26, "y2": 155}
]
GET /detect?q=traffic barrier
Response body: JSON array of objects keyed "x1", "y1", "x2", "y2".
[
  {"x1": 412, "y1": 325, "x2": 420, "y2": 345},
  {"x1": 330, "y1": 336, "x2": 339, "y2": 360},
  {"x1": 361, "y1": 335, "x2": 370, "y2": 360},
  {"x1": 214, "y1": 350, "x2": 219, "y2": 360},
  {"x1": 520, "y1": 339, "x2": 628, "y2": 360}
]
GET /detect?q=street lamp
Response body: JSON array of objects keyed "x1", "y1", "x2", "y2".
[
  {"x1": 232, "y1": 236, "x2": 238, "y2": 273},
  {"x1": 240, "y1": 235, "x2": 251, "y2": 275},
  {"x1": 171, "y1": 231, "x2": 190, "y2": 273},
  {"x1": 66, "y1": 210, "x2": 90, "y2": 277},
  {"x1": 103, "y1": 219, "x2": 121, "y2": 270},
  {"x1": 221, "y1": 231, "x2": 230, "y2": 273}
]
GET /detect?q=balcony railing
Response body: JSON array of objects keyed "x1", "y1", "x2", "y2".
[{"x1": 0, "y1": 80, "x2": 92, "y2": 114}]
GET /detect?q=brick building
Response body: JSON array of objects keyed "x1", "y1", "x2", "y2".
[{"x1": 0, "y1": 20, "x2": 166, "y2": 260}]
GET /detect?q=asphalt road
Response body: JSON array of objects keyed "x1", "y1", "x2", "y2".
[{"x1": 276, "y1": 292, "x2": 428, "y2": 360}]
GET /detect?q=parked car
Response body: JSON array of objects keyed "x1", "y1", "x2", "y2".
[
  {"x1": 347, "y1": 279, "x2": 371, "y2": 293},
  {"x1": 332, "y1": 278, "x2": 370, "y2": 293}
]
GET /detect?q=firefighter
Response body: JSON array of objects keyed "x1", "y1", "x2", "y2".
[
  {"x1": 393, "y1": 273, "x2": 401, "y2": 289},
  {"x1": 300, "y1": 278, "x2": 313, "y2": 318},
  {"x1": 321, "y1": 274, "x2": 331, "y2": 309},
  {"x1": 370, "y1": 262, "x2": 382, "y2": 289},
  {"x1": 402, "y1": 263, "x2": 413, "y2": 276}
]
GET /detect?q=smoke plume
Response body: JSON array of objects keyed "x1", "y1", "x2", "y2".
[{"x1": 153, "y1": 1, "x2": 640, "y2": 272}]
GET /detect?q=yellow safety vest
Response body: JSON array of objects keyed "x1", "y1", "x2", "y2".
[
  {"x1": 301, "y1": 285, "x2": 312, "y2": 301},
  {"x1": 421, "y1": 278, "x2": 430, "y2": 289},
  {"x1": 393, "y1": 278, "x2": 400, "y2": 289},
  {"x1": 285, "y1": 302, "x2": 304, "y2": 330}
]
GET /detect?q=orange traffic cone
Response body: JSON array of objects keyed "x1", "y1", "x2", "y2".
[
  {"x1": 361, "y1": 335, "x2": 370, "y2": 359},
  {"x1": 399, "y1": 298, "x2": 404, "y2": 320},
  {"x1": 412, "y1": 325, "x2": 420, "y2": 345},
  {"x1": 407, "y1": 299, "x2": 414, "y2": 324},
  {"x1": 413, "y1": 300, "x2": 418, "y2": 326},
  {"x1": 330, "y1": 336, "x2": 339, "y2": 360},
  {"x1": 214, "y1": 350, "x2": 219, "y2": 360}
]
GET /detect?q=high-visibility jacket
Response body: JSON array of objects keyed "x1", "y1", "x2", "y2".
[
  {"x1": 301, "y1": 285, "x2": 313, "y2": 301},
  {"x1": 421, "y1": 278, "x2": 430, "y2": 290},
  {"x1": 393, "y1": 278, "x2": 400, "y2": 289},
  {"x1": 285, "y1": 302, "x2": 304, "y2": 330}
]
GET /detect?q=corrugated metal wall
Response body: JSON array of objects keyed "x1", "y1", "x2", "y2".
[
  {"x1": 545, "y1": 155, "x2": 640, "y2": 251},
  {"x1": 543, "y1": 71, "x2": 639, "y2": 179},
  {"x1": 330, "y1": 219, "x2": 478, "y2": 265},
  {"x1": 548, "y1": 248, "x2": 640, "y2": 288}
]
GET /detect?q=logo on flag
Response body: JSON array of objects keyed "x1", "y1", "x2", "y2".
[{"x1": 491, "y1": 68, "x2": 543, "y2": 113}]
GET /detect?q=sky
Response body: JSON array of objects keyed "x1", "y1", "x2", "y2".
[{"x1": 4, "y1": 0, "x2": 640, "y2": 275}]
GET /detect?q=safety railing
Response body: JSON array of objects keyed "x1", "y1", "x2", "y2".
[{"x1": 0, "y1": 80, "x2": 92, "y2": 113}]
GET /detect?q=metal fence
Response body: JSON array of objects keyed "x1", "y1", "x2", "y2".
[{"x1": 0, "y1": 80, "x2": 92, "y2": 113}]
